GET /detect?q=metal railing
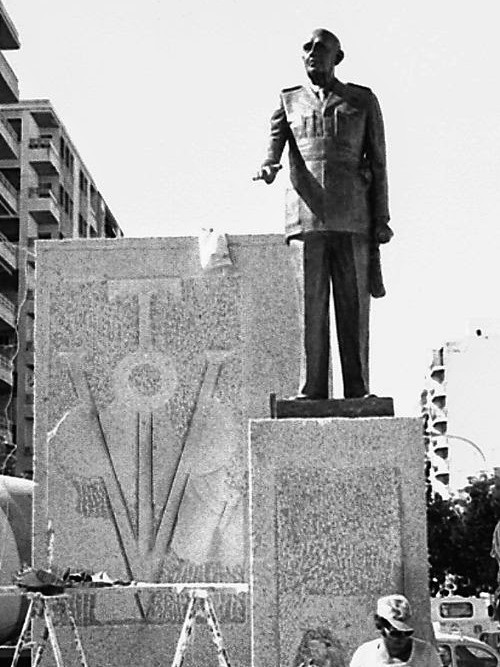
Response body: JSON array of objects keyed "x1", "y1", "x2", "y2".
[
  {"x1": 0, "y1": 351, "x2": 12, "y2": 371},
  {"x1": 0, "y1": 291, "x2": 15, "y2": 315},
  {"x1": 0, "y1": 51, "x2": 19, "y2": 99},
  {"x1": 29, "y1": 137, "x2": 54, "y2": 149},
  {"x1": 0, "y1": 229, "x2": 16, "y2": 255},
  {"x1": 28, "y1": 185, "x2": 58, "y2": 202},
  {"x1": 0, "y1": 113, "x2": 19, "y2": 141}
]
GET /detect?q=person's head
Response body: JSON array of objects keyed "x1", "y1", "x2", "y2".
[
  {"x1": 302, "y1": 29, "x2": 344, "y2": 87},
  {"x1": 438, "y1": 645, "x2": 452, "y2": 666},
  {"x1": 374, "y1": 594, "x2": 414, "y2": 656},
  {"x1": 296, "y1": 628, "x2": 334, "y2": 666}
]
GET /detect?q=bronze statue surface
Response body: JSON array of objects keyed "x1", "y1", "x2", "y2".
[{"x1": 255, "y1": 29, "x2": 393, "y2": 399}]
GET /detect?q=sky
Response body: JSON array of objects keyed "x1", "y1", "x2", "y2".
[{"x1": 3, "y1": 0, "x2": 500, "y2": 416}]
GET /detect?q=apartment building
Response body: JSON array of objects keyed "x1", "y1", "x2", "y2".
[
  {"x1": 421, "y1": 346, "x2": 450, "y2": 498},
  {"x1": 422, "y1": 321, "x2": 500, "y2": 496},
  {"x1": 0, "y1": 2, "x2": 123, "y2": 477}
]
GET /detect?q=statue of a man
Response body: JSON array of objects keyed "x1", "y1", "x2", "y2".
[{"x1": 254, "y1": 29, "x2": 393, "y2": 399}]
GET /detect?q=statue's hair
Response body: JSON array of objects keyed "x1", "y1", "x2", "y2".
[{"x1": 311, "y1": 28, "x2": 345, "y2": 65}]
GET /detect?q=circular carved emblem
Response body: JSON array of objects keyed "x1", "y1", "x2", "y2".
[{"x1": 113, "y1": 350, "x2": 178, "y2": 409}]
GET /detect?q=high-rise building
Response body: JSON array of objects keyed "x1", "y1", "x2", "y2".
[
  {"x1": 422, "y1": 346, "x2": 451, "y2": 498},
  {"x1": 422, "y1": 321, "x2": 500, "y2": 495},
  {"x1": 0, "y1": 3, "x2": 123, "y2": 477}
]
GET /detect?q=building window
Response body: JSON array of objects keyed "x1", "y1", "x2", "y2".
[
  {"x1": 79, "y1": 171, "x2": 88, "y2": 196},
  {"x1": 78, "y1": 215, "x2": 87, "y2": 238}
]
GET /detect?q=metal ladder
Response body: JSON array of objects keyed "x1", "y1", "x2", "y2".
[
  {"x1": 171, "y1": 588, "x2": 232, "y2": 667},
  {"x1": 10, "y1": 592, "x2": 89, "y2": 667}
]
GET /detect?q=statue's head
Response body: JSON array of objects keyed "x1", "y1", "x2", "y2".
[{"x1": 302, "y1": 29, "x2": 344, "y2": 86}]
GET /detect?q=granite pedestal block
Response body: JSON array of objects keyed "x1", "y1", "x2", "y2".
[
  {"x1": 33, "y1": 235, "x2": 301, "y2": 667},
  {"x1": 270, "y1": 394, "x2": 395, "y2": 418},
  {"x1": 249, "y1": 417, "x2": 431, "y2": 667}
]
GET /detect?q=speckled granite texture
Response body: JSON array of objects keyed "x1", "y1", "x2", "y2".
[
  {"x1": 33, "y1": 235, "x2": 301, "y2": 667},
  {"x1": 249, "y1": 417, "x2": 432, "y2": 667}
]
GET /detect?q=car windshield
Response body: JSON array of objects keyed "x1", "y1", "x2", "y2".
[{"x1": 452, "y1": 643, "x2": 497, "y2": 667}]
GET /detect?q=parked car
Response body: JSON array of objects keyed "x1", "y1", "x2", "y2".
[{"x1": 436, "y1": 632, "x2": 500, "y2": 667}]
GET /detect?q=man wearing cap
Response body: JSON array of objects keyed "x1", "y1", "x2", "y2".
[
  {"x1": 254, "y1": 28, "x2": 393, "y2": 400},
  {"x1": 349, "y1": 594, "x2": 441, "y2": 666}
]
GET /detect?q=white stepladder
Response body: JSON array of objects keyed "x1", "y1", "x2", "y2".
[
  {"x1": 171, "y1": 587, "x2": 240, "y2": 667},
  {"x1": 9, "y1": 592, "x2": 89, "y2": 667}
]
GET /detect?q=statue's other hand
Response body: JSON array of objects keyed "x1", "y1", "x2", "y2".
[
  {"x1": 252, "y1": 164, "x2": 282, "y2": 184},
  {"x1": 375, "y1": 223, "x2": 394, "y2": 244}
]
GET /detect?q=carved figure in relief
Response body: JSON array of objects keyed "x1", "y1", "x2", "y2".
[
  {"x1": 254, "y1": 29, "x2": 393, "y2": 399},
  {"x1": 50, "y1": 283, "x2": 244, "y2": 596}
]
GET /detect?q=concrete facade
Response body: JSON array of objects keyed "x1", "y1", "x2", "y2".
[{"x1": 0, "y1": 1, "x2": 123, "y2": 477}]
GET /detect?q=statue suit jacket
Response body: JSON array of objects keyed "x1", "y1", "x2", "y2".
[{"x1": 263, "y1": 78, "x2": 390, "y2": 241}]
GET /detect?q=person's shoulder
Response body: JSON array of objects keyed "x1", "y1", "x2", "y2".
[
  {"x1": 350, "y1": 638, "x2": 380, "y2": 659},
  {"x1": 345, "y1": 82, "x2": 375, "y2": 106},
  {"x1": 347, "y1": 82, "x2": 373, "y2": 93}
]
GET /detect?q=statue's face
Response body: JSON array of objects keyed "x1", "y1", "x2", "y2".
[{"x1": 302, "y1": 29, "x2": 340, "y2": 83}]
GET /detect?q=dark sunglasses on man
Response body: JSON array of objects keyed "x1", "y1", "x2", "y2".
[{"x1": 382, "y1": 625, "x2": 414, "y2": 639}]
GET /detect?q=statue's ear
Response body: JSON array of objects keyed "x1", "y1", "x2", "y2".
[{"x1": 335, "y1": 49, "x2": 344, "y2": 65}]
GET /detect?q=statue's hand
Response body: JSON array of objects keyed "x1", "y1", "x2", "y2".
[
  {"x1": 252, "y1": 164, "x2": 282, "y2": 184},
  {"x1": 375, "y1": 222, "x2": 394, "y2": 244}
]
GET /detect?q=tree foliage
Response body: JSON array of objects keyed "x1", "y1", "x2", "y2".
[{"x1": 426, "y1": 467, "x2": 500, "y2": 595}]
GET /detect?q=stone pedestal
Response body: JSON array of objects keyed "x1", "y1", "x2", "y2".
[
  {"x1": 249, "y1": 417, "x2": 432, "y2": 667},
  {"x1": 33, "y1": 234, "x2": 301, "y2": 667}
]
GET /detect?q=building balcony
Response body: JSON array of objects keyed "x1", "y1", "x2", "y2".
[
  {"x1": 428, "y1": 381, "x2": 446, "y2": 400},
  {"x1": 24, "y1": 391, "x2": 34, "y2": 419},
  {"x1": 0, "y1": 291, "x2": 15, "y2": 329},
  {"x1": 25, "y1": 289, "x2": 34, "y2": 314},
  {"x1": 0, "y1": 4, "x2": 21, "y2": 50},
  {"x1": 431, "y1": 393, "x2": 446, "y2": 410},
  {"x1": 428, "y1": 420, "x2": 447, "y2": 436},
  {"x1": 433, "y1": 459, "x2": 450, "y2": 485},
  {"x1": 28, "y1": 186, "x2": 61, "y2": 225},
  {"x1": 25, "y1": 340, "x2": 34, "y2": 368},
  {"x1": 0, "y1": 414, "x2": 12, "y2": 446},
  {"x1": 0, "y1": 350, "x2": 12, "y2": 387},
  {"x1": 429, "y1": 403, "x2": 447, "y2": 422},
  {"x1": 0, "y1": 113, "x2": 19, "y2": 160},
  {"x1": 430, "y1": 364, "x2": 445, "y2": 381},
  {"x1": 0, "y1": 169, "x2": 18, "y2": 215},
  {"x1": 28, "y1": 138, "x2": 60, "y2": 176},
  {"x1": 0, "y1": 230, "x2": 17, "y2": 273},
  {"x1": 432, "y1": 436, "x2": 449, "y2": 459},
  {"x1": 0, "y1": 51, "x2": 18, "y2": 103},
  {"x1": 88, "y1": 208, "x2": 99, "y2": 236}
]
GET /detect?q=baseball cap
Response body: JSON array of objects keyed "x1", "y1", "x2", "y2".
[{"x1": 376, "y1": 594, "x2": 413, "y2": 632}]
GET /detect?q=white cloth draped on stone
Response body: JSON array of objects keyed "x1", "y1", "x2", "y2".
[{"x1": 198, "y1": 228, "x2": 233, "y2": 271}]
